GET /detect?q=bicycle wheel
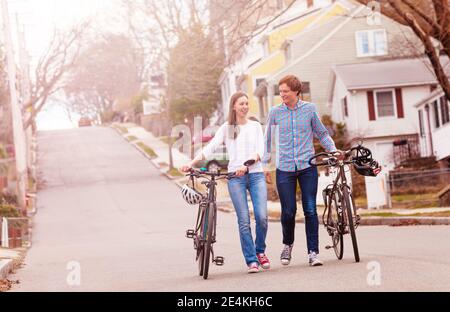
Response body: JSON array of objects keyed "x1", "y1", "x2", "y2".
[
  {"x1": 202, "y1": 202, "x2": 216, "y2": 280},
  {"x1": 342, "y1": 186, "x2": 360, "y2": 262},
  {"x1": 330, "y1": 194, "x2": 344, "y2": 260},
  {"x1": 197, "y1": 207, "x2": 206, "y2": 276},
  {"x1": 197, "y1": 241, "x2": 205, "y2": 276}
]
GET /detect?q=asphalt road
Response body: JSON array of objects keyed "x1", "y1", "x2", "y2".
[{"x1": 10, "y1": 127, "x2": 450, "y2": 292}]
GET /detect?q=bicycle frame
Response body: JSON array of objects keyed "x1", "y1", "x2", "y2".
[
  {"x1": 186, "y1": 169, "x2": 231, "y2": 279},
  {"x1": 323, "y1": 163, "x2": 352, "y2": 233}
]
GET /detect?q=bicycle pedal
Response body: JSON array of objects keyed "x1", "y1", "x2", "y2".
[
  {"x1": 325, "y1": 245, "x2": 332, "y2": 250},
  {"x1": 186, "y1": 229, "x2": 195, "y2": 239},
  {"x1": 214, "y1": 256, "x2": 224, "y2": 266}
]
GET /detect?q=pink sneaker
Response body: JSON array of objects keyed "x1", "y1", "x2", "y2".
[
  {"x1": 247, "y1": 262, "x2": 260, "y2": 274},
  {"x1": 257, "y1": 253, "x2": 271, "y2": 269}
]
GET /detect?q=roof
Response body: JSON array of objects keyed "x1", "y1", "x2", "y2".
[
  {"x1": 414, "y1": 88, "x2": 446, "y2": 108},
  {"x1": 267, "y1": 3, "x2": 363, "y2": 83},
  {"x1": 333, "y1": 56, "x2": 450, "y2": 91},
  {"x1": 269, "y1": 15, "x2": 346, "y2": 82}
]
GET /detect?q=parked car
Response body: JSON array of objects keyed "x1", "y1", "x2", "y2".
[
  {"x1": 78, "y1": 117, "x2": 92, "y2": 127},
  {"x1": 193, "y1": 144, "x2": 229, "y2": 172}
]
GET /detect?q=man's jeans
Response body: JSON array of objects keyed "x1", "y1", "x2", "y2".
[
  {"x1": 228, "y1": 172, "x2": 268, "y2": 265},
  {"x1": 276, "y1": 166, "x2": 319, "y2": 253}
]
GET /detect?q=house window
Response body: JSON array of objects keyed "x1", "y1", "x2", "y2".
[
  {"x1": 375, "y1": 90, "x2": 395, "y2": 118},
  {"x1": 284, "y1": 43, "x2": 292, "y2": 62},
  {"x1": 262, "y1": 38, "x2": 270, "y2": 57},
  {"x1": 274, "y1": 85, "x2": 280, "y2": 96},
  {"x1": 355, "y1": 29, "x2": 388, "y2": 57},
  {"x1": 341, "y1": 96, "x2": 348, "y2": 118},
  {"x1": 301, "y1": 82, "x2": 311, "y2": 102},
  {"x1": 440, "y1": 96, "x2": 450, "y2": 125},
  {"x1": 433, "y1": 100, "x2": 440, "y2": 128},
  {"x1": 418, "y1": 109, "x2": 425, "y2": 137},
  {"x1": 255, "y1": 78, "x2": 266, "y2": 90}
]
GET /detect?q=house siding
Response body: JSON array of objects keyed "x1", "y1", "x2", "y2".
[{"x1": 269, "y1": 11, "x2": 422, "y2": 116}]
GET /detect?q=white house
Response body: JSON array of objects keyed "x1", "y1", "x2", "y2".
[
  {"x1": 328, "y1": 57, "x2": 449, "y2": 170},
  {"x1": 265, "y1": 0, "x2": 422, "y2": 117},
  {"x1": 415, "y1": 89, "x2": 450, "y2": 167}
]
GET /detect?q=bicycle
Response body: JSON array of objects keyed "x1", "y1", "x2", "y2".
[
  {"x1": 309, "y1": 145, "x2": 381, "y2": 263},
  {"x1": 184, "y1": 160, "x2": 255, "y2": 279}
]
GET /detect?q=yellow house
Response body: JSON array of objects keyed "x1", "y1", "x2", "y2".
[{"x1": 238, "y1": 1, "x2": 350, "y2": 121}]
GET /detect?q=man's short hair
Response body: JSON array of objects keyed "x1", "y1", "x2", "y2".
[{"x1": 279, "y1": 75, "x2": 303, "y2": 96}]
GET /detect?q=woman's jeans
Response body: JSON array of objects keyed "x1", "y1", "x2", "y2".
[
  {"x1": 276, "y1": 166, "x2": 319, "y2": 253},
  {"x1": 228, "y1": 172, "x2": 268, "y2": 265}
]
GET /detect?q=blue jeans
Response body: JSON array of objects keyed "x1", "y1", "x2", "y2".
[
  {"x1": 228, "y1": 172, "x2": 268, "y2": 265},
  {"x1": 276, "y1": 166, "x2": 319, "y2": 253}
]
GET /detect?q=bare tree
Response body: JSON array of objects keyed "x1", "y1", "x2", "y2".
[
  {"x1": 355, "y1": 0, "x2": 450, "y2": 101},
  {"x1": 22, "y1": 20, "x2": 91, "y2": 130},
  {"x1": 64, "y1": 33, "x2": 143, "y2": 123}
]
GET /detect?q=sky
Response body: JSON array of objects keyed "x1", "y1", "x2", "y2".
[{"x1": 3, "y1": 0, "x2": 123, "y2": 130}]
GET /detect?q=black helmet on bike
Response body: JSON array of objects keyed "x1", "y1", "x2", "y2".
[
  {"x1": 352, "y1": 147, "x2": 381, "y2": 177},
  {"x1": 181, "y1": 184, "x2": 203, "y2": 205},
  {"x1": 353, "y1": 159, "x2": 381, "y2": 177}
]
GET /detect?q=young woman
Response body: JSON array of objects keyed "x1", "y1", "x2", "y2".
[{"x1": 181, "y1": 92, "x2": 269, "y2": 274}]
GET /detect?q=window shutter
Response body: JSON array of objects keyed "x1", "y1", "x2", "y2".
[
  {"x1": 395, "y1": 88, "x2": 404, "y2": 118},
  {"x1": 367, "y1": 91, "x2": 376, "y2": 121}
]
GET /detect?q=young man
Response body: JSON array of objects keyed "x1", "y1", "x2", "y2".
[{"x1": 263, "y1": 75, "x2": 338, "y2": 267}]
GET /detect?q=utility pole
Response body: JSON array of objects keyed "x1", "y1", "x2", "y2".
[
  {"x1": 1, "y1": 0, "x2": 28, "y2": 210},
  {"x1": 16, "y1": 14, "x2": 34, "y2": 173}
]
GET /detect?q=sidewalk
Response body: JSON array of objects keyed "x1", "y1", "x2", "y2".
[
  {"x1": 124, "y1": 124, "x2": 191, "y2": 169},
  {"x1": 113, "y1": 123, "x2": 450, "y2": 227},
  {"x1": 0, "y1": 247, "x2": 25, "y2": 291}
]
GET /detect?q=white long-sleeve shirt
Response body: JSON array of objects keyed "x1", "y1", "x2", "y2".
[{"x1": 200, "y1": 120, "x2": 265, "y2": 174}]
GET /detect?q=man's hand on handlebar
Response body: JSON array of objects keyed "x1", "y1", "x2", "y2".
[
  {"x1": 235, "y1": 165, "x2": 248, "y2": 177},
  {"x1": 332, "y1": 150, "x2": 346, "y2": 161}
]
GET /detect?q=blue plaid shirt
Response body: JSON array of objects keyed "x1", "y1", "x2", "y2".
[{"x1": 263, "y1": 101, "x2": 337, "y2": 172}]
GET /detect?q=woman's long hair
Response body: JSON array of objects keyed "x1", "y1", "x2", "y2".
[{"x1": 227, "y1": 92, "x2": 248, "y2": 140}]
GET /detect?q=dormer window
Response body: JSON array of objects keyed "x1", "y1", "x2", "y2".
[
  {"x1": 355, "y1": 29, "x2": 388, "y2": 57},
  {"x1": 282, "y1": 40, "x2": 293, "y2": 62},
  {"x1": 261, "y1": 36, "x2": 270, "y2": 57}
]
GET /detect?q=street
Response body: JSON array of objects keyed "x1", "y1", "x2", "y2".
[{"x1": 10, "y1": 127, "x2": 450, "y2": 292}]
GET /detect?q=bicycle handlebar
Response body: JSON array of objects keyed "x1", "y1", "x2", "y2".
[
  {"x1": 185, "y1": 159, "x2": 256, "y2": 180},
  {"x1": 309, "y1": 146, "x2": 366, "y2": 167},
  {"x1": 186, "y1": 168, "x2": 238, "y2": 180}
]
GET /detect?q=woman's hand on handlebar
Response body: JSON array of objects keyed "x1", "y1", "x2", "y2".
[{"x1": 180, "y1": 164, "x2": 193, "y2": 173}]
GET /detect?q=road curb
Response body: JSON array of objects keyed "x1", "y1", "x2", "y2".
[
  {"x1": 272, "y1": 216, "x2": 450, "y2": 226},
  {"x1": 112, "y1": 126, "x2": 187, "y2": 183},
  {"x1": 359, "y1": 216, "x2": 450, "y2": 226},
  {"x1": 111, "y1": 126, "x2": 161, "y2": 170},
  {"x1": 0, "y1": 259, "x2": 13, "y2": 280}
]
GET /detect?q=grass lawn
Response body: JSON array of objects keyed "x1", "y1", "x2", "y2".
[
  {"x1": 363, "y1": 211, "x2": 450, "y2": 217},
  {"x1": 167, "y1": 167, "x2": 183, "y2": 177},
  {"x1": 126, "y1": 135, "x2": 138, "y2": 142},
  {"x1": 112, "y1": 124, "x2": 129, "y2": 134},
  {"x1": 136, "y1": 142, "x2": 157, "y2": 158},
  {"x1": 355, "y1": 192, "x2": 440, "y2": 210}
]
